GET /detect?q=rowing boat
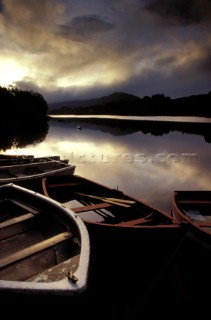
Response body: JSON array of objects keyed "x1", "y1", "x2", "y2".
[
  {"x1": 0, "y1": 183, "x2": 90, "y2": 296},
  {"x1": 0, "y1": 160, "x2": 75, "y2": 188},
  {"x1": 171, "y1": 191, "x2": 211, "y2": 310},
  {"x1": 172, "y1": 190, "x2": 211, "y2": 244},
  {"x1": 0, "y1": 154, "x2": 34, "y2": 165},
  {"x1": 0, "y1": 154, "x2": 68, "y2": 166},
  {"x1": 34, "y1": 174, "x2": 187, "y2": 313}
]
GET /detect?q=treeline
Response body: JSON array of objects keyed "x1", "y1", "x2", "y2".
[
  {"x1": 0, "y1": 86, "x2": 48, "y2": 123},
  {"x1": 50, "y1": 91, "x2": 211, "y2": 117},
  {"x1": 59, "y1": 117, "x2": 211, "y2": 143}
]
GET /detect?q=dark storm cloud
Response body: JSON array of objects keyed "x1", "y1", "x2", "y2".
[
  {"x1": 15, "y1": 79, "x2": 114, "y2": 103},
  {"x1": 2, "y1": 0, "x2": 61, "y2": 25},
  {"x1": 1, "y1": 0, "x2": 211, "y2": 102},
  {"x1": 146, "y1": 0, "x2": 211, "y2": 24},
  {"x1": 0, "y1": 0, "x2": 65, "y2": 52},
  {"x1": 0, "y1": 0, "x2": 3, "y2": 13},
  {"x1": 59, "y1": 15, "x2": 115, "y2": 39},
  {"x1": 199, "y1": 46, "x2": 211, "y2": 73},
  {"x1": 155, "y1": 44, "x2": 211, "y2": 77}
]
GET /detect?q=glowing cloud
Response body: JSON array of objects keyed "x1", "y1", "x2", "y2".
[{"x1": 0, "y1": 58, "x2": 27, "y2": 86}]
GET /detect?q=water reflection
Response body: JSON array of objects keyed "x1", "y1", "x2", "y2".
[
  {"x1": 50, "y1": 114, "x2": 211, "y2": 123},
  {"x1": 51, "y1": 117, "x2": 211, "y2": 142},
  {"x1": 0, "y1": 119, "x2": 49, "y2": 151},
  {"x1": 5, "y1": 118, "x2": 211, "y2": 214}
]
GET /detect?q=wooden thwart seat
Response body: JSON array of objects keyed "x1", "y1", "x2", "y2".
[
  {"x1": 72, "y1": 202, "x2": 112, "y2": 213},
  {"x1": 0, "y1": 231, "x2": 72, "y2": 269},
  {"x1": 0, "y1": 213, "x2": 35, "y2": 230}
]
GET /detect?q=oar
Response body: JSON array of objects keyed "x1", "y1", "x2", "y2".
[
  {"x1": 102, "y1": 197, "x2": 135, "y2": 205},
  {"x1": 75, "y1": 192, "x2": 135, "y2": 207}
]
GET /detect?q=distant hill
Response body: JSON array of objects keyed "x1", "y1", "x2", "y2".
[
  {"x1": 49, "y1": 91, "x2": 211, "y2": 117},
  {"x1": 48, "y1": 92, "x2": 140, "y2": 110},
  {"x1": 49, "y1": 97, "x2": 100, "y2": 110}
]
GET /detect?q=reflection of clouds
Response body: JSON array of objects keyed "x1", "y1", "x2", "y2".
[
  {"x1": 21, "y1": 136, "x2": 210, "y2": 211},
  {"x1": 11, "y1": 120, "x2": 211, "y2": 215},
  {"x1": 74, "y1": 157, "x2": 211, "y2": 214}
]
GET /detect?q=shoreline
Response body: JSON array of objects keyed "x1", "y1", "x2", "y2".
[{"x1": 49, "y1": 114, "x2": 211, "y2": 124}]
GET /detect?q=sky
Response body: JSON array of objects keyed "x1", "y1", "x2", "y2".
[{"x1": 0, "y1": 0, "x2": 211, "y2": 103}]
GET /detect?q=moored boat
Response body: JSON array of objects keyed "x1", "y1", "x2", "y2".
[
  {"x1": 0, "y1": 160, "x2": 75, "y2": 188},
  {"x1": 171, "y1": 190, "x2": 211, "y2": 310},
  {"x1": 172, "y1": 190, "x2": 211, "y2": 244},
  {"x1": 0, "y1": 154, "x2": 34, "y2": 165},
  {"x1": 35, "y1": 174, "x2": 187, "y2": 313},
  {"x1": 0, "y1": 183, "x2": 90, "y2": 296},
  {"x1": 0, "y1": 154, "x2": 68, "y2": 166}
]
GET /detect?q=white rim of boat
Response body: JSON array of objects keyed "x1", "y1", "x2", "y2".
[
  {"x1": 0, "y1": 183, "x2": 90, "y2": 295},
  {"x1": 0, "y1": 164, "x2": 76, "y2": 183}
]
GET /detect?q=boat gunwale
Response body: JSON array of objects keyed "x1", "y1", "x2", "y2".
[
  {"x1": 172, "y1": 190, "x2": 211, "y2": 241},
  {"x1": 0, "y1": 183, "x2": 90, "y2": 296},
  {"x1": 0, "y1": 161, "x2": 76, "y2": 184},
  {"x1": 42, "y1": 175, "x2": 184, "y2": 228}
]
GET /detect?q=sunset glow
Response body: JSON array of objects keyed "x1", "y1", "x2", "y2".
[
  {"x1": 0, "y1": 0, "x2": 210, "y2": 102},
  {"x1": 0, "y1": 59, "x2": 27, "y2": 87}
]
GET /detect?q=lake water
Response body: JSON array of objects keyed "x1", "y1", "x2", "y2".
[
  {"x1": 50, "y1": 114, "x2": 211, "y2": 123},
  {"x1": 8, "y1": 115, "x2": 211, "y2": 214}
]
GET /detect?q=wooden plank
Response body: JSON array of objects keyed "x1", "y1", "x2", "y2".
[
  {"x1": 0, "y1": 213, "x2": 35, "y2": 230},
  {"x1": 76, "y1": 192, "x2": 132, "y2": 207},
  {"x1": 115, "y1": 217, "x2": 152, "y2": 226},
  {"x1": 28, "y1": 255, "x2": 80, "y2": 282},
  {"x1": 0, "y1": 222, "x2": 34, "y2": 241},
  {"x1": 42, "y1": 177, "x2": 50, "y2": 197},
  {"x1": 72, "y1": 202, "x2": 112, "y2": 213},
  {"x1": 0, "y1": 231, "x2": 72, "y2": 269},
  {"x1": 197, "y1": 221, "x2": 211, "y2": 227},
  {"x1": 115, "y1": 223, "x2": 179, "y2": 228},
  {"x1": 177, "y1": 200, "x2": 211, "y2": 204},
  {"x1": 46, "y1": 182, "x2": 81, "y2": 188},
  {"x1": 9, "y1": 199, "x2": 39, "y2": 214}
]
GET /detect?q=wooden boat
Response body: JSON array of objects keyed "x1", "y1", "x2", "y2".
[
  {"x1": 171, "y1": 191, "x2": 211, "y2": 309},
  {"x1": 0, "y1": 160, "x2": 75, "y2": 187},
  {"x1": 0, "y1": 183, "x2": 90, "y2": 296},
  {"x1": 0, "y1": 154, "x2": 34, "y2": 165},
  {"x1": 0, "y1": 154, "x2": 68, "y2": 166},
  {"x1": 34, "y1": 174, "x2": 187, "y2": 313},
  {"x1": 172, "y1": 190, "x2": 211, "y2": 244}
]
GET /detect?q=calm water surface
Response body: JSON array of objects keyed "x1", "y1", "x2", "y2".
[{"x1": 10, "y1": 116, "x2": 211, "y2": 214}]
